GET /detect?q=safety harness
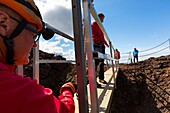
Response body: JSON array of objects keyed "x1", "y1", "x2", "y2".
[
  {"x1": 0, "y1": 0, "x2": 42, "y2": 65},
  {"x1": 0, "y1": 1, "x2": 55, "y2": 64},
  {"x1": 0, "y1": 19, "x2": 28, "y2": 64}
]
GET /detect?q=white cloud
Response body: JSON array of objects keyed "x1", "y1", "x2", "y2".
[
  {"x1": 39, "y1": 40, "x2": 63, "y2": 54},
  {"x1": 35, "y1": 0, "x2": 73, "y2": 36},
  {"x1": 63, "y1": 38, "x2": 72, "y2": 43},
  {"x1": 62, "y1": 49, "x2": 75, "y2": 60},
  {"x1": 61, "y1": 43, "x2": 70, "y2": 47},
  {"x1": 54, "y1": 35, "x2": 63, "y2": 41},
  {"x1": 39, "y1": 36, "x2": 75, "y2": 60},
  {"x1": 35, "y1": 0, "x2": 75, "y2": 60},
  {"x1": 55, "y1": 35, "x2": 72, "y2": 43}
]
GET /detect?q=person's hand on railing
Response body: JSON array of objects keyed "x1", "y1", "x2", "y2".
[{"x1": 105, "y1": 42, "x2": 109, "y2": 47}]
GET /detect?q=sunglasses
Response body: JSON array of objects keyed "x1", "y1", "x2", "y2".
[{"x1": 9, "y1": 15, "x2": 40, "y2": 42}]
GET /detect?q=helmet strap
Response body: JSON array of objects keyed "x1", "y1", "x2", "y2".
[{"x1": 1, "y1": 19, "x2": 27, "y2": 64}]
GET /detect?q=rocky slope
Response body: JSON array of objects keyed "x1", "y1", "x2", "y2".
[
  {"x1": 24, "y1": 50, "x2": 170, "y2": 113},
  {"x1": 110, "y1": 55, "x2": 170, "y2": 113},
  {"x1": 24, "y1": 50, "x2": 76, "y2": 96}
]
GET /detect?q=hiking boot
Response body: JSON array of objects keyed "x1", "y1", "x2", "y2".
[
  {"x1": 99, "y1": 79, "x2": 107, "y2": 84},
  {"x1": 97, "y1": 82, "x2": 102, "y2": 88}
]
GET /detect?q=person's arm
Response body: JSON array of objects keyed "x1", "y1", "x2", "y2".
[
  {"x1": 20, "y1": 79, "x2": 75, "y2": 113},
  {"x1": 58, "y1": 82, "x2": 75, "y2": 113},
  {"x1": 103, "y1": 38, "x2": 109, "y2": 47}
]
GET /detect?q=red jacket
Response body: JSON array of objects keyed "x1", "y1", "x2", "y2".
[
  {"x1": 114, "y1": 50, "x2": 120, "y2": 59},
  {"x1": 91, "y1": 22, "x2": 109, "y2": 47},
  {"x1": 0, "y1": 57, "x2": 75, "y2": 113},
  {"x1": 114, "y1": 51, "x2": 120, "y2": 59}
]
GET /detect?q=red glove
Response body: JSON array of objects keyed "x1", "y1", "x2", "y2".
[{"x1": 60, "y1": 82, "x2": 76, "y2": 95}]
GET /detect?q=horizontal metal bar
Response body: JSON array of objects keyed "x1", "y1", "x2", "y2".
[
  {"x1": 93, "y1": 51, "x2": 114, "y2": 60},
  {"x1": 39, "y1": 60, "x2": 75, "y2": 64},
  {"x1": 45, "y1": 23, "x2": 74, "y2": 41}
]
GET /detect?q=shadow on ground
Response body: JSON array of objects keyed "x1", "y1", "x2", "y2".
[{"x1": 110, "y1": 69, "x2": 161, "y2": 113}]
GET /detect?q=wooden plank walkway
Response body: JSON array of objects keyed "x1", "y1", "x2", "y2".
[{"x1": 74, "y1": 67, "x2": 119, "y2": 113}]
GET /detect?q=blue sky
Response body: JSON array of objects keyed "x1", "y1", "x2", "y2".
[
  {"x1": 35, "y1": 0, "x2": 170, "y2": 62},
  {"x1": 92, "y1": 0, "x2": 170, "y2": 62}
]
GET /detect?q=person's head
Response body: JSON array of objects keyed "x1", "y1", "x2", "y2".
[
  {"x1": 98, "y1": 13, "x2": 105, "y2": 23},
  {"x1": 134, "y1": 48, "x2": 136, "y2": 50},
  {"x1": 0, "y1": 0, "x2": 43, "y2": 65}
]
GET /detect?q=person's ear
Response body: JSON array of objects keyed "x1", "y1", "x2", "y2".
[{"x1": 0, "y1": 11, "x2": 10, "y2": 36}]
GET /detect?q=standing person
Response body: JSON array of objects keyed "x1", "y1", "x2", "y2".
[
  {"x1": 0, "y1": 1, "x2": 75, "y2": 113},
  {"x1": 92, "y1": 13, "x2": 109, "y2": 87},
  {"x1": 114, "y1": 49, "x2": 120, "y2": 66},
  {"x1": 133, "y1": 48, "x2": 139, "y2": 63}
]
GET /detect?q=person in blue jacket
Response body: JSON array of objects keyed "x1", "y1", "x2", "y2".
[{"x1": 133, "y1": 48, "x2": 139, "y2": 63}]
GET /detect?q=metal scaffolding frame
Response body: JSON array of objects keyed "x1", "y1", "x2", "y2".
[
  {"x1": 17, "y1": 0, "x2": 115, "y2": 113},
  {"x1": 82, "y1": 0, "x2": 99, "y2": 112},
  {"x1": 72, "y1": 0, "x2": 89, "y2": 113},
  {"x1": 82, "y1": 1, "x2": 115, "y2": 113}
]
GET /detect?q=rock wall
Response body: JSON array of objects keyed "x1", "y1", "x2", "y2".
[
  {"x1": 24, "y1": 50, "x2": 76, "y2": 96},
  {"x1": 110, "y1": 55, "x2": 170, "y2": 113}
]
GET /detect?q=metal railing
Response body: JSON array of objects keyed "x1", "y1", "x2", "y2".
[
  {"x1": 120, "y1": 39, "x2": 170, "y2": 63},
  {"x1": 82, "y1": 0, "x2": 115, "y2": 113},
  {"x1": 17, "y1": 0, "x2": 116, "y2": 113}
]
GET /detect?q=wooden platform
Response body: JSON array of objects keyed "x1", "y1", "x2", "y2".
[{"x1": 74, "y1": 67, "x2": 119, "y2": 113}]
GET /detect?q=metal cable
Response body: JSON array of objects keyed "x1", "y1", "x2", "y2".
[
  {"x1": 120, "y1": 46, "x2": 169, "y2": 63},
  {"x1": 140, "y1": 39, "x2": 169, "y2": 52},
  {"x1": 139, "y1": 46, "x2": 169, "y2": 57},
  {"x1": 121, "y1": 39, "x2": 169, "y2": 54},
  {"x1": 121, "y1": 55, "x2": 130, "y2": 58}
]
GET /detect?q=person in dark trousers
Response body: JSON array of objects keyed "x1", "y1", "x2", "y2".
[
  {"x1": 91, "y1": 13, "x2": 109, "y2": 87},
  {"x1": 114, "y1": 49, "x2": 120, "y2": 66},
  {"x1": 133, "y1": 48, "x2": 139, "y2": 63}
]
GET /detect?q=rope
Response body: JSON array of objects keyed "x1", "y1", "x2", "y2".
[
  {"x1": 121, "y1": 52, "x2": 130, "y2": 54},
  {"x1": 139, "y1": 46, "x2": 169, "y2": 57},
  {"x1": 121, "y1": 55, "x2": 130, "y2": 58},
  {"x1": 121, "y1": 39, "x2": 169, "y2": 54},
  {"x1": 140, "y1": 39, "x2": 169, "y2": 52}
]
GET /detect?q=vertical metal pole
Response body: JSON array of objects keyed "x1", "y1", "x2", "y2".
[
  {"x1": 106, "y1": 60, "x2": 109, "y2": 69},
  {"x1": 130, "y1": 52, "x2": 132, "y2": 64},
  {"x1": 109, "y1": 42, "x2": 116, "y2": 88},
  {"x1": 109, "y1": 42, "x2": 114, "y2": 71},
  {"x1": 71, "y1": 0, "x2": 89, "y2": 113},
  {"x1": 17, "y1": 65, "x2": 23, "y2": 76},
  {"x1": 33, "y1": 41, "x2": 40, "y2": 83},
  {"x1": 82, "y1": 0, "x2": 99, "y2": 113}
]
